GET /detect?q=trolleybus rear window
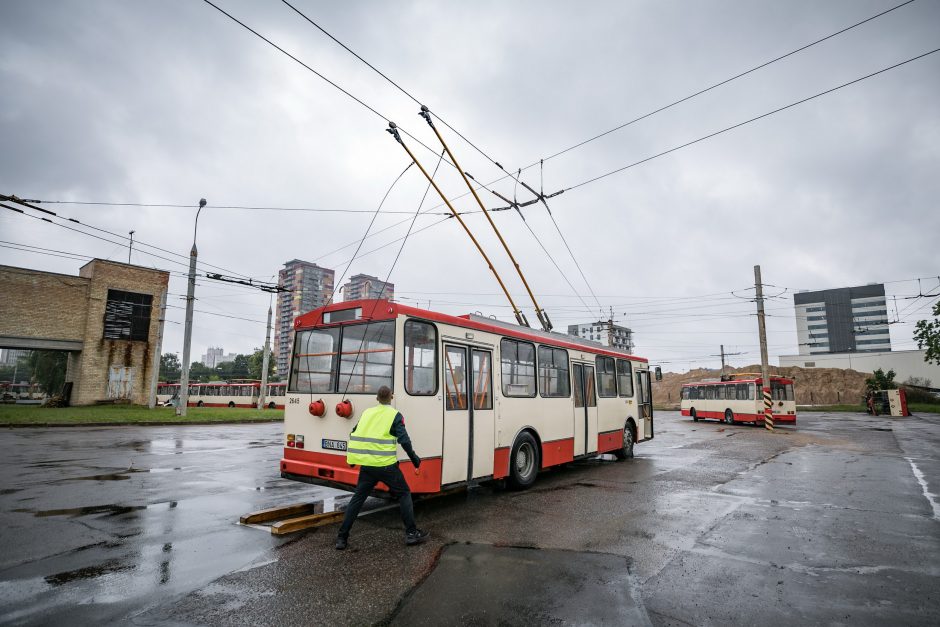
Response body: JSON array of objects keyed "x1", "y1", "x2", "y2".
[{"x1": 289, "y1": 321, "x2": 394, "y2": 393}]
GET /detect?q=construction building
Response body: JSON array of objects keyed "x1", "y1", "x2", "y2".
[
  {"x1": 794, "y1": 284, "x2": 891, "y2": 355},
  {"x1": 201, "y1": 346, "x2": 237, "y2": 368},
  {"x1": 0, "y1": 260, "x2": 169, "y2": 404},
  {"x1": 274, "y1": 260, "x2": 335, "y2": 377}
]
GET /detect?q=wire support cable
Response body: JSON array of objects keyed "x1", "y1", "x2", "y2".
[
  {"x1": 563, "y1": 47, "x2": 940, "y2": 193},
  {"x1": 339, "y1": 150, "x2": 446, "y2": 401}
]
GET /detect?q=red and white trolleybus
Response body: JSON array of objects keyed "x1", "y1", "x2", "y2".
[
  {"x1": 155, "y1": 382, "x2": 286, "y2": 408},
  {"x1": 280, "y1": 299, "x2": 654, "y2": 493},
  {"x1": 680, "y1": 373, "x2": 796, "y2": 424}
]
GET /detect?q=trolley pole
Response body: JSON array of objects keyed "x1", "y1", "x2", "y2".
[
  {"x1": 754, "y1": 265, "x2": 774, "y2": 432},
  {"x1": 257, "y1": 300, "x2": 273, "y2": 410}
]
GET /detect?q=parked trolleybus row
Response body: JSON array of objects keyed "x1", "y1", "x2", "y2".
[
  {"x1": 156, "y1": 382, "x2": 287, "y2": 409},
  {"x1": 679, "y1": 373, "x2": 797, "y2": 425},
  {"x1": 279, "y1": 299, "x2": 655, "y2": 493}
]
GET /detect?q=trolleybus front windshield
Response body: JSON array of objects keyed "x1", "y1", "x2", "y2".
[{"x1": 289, "y1": 321, "x2": 395, "y2": 394}]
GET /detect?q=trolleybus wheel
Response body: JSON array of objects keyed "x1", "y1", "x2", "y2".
[
  {"x1": 613, "y1": 422, "x2": 635, "y2": 460},
  {"x1": 724, "y1": 409, "x2": 734, "y2": 424},
  {"x1": 197, "y1": 400, "x2": 204, "y2": 407},
  {"x1": 690, "y1": 408, "x2": 698, "y2": 422},
  {"x1": 268, "y1": 401, "x2": 276, "y2": 409},
  {"x1": 507, "y1": 432, "x2": 539, "y2": 490},
  {"x1": 228, "y1": 401, "x2": 235, "y2": 408}
]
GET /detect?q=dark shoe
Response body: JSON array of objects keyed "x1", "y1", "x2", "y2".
[
  {"x1": 335, "y1": 536, "x2": 348, "y2": 550},
  {"x1": 405, "y1": 529, "x2": 429, "y2": 546}
]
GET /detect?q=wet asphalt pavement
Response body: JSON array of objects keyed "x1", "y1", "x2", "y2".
[{"x1": 2, "y1": 411, "x2": 939, "y2": 626}]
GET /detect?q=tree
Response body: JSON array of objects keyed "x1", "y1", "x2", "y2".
[
  {"x1": 865, "y1": 368, "x2": 897, "y2": 391},
  {"x1": 28, "y1": 350, "x2": 68, "y2": 395},
  {"x1": 159, "y1": 353, "x2": 181, "y2": 382},
  {"x1": 913, "y1": 301, "x2": 940, "y2": 365},
  {"x1": 247, "y1": 347, "x2": 276, "y2": 380}
]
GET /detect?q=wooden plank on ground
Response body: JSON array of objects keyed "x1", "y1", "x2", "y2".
[
  {"x1": 270, "y1": 510, "x2": 346, "y2": 535},
  {"x1": 240, "y1": 502, "x2": 320, "y2": 525}
]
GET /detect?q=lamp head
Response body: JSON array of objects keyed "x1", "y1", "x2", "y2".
[{"x1": 199, "y1": 198, "x2": 207, "y2": 208}]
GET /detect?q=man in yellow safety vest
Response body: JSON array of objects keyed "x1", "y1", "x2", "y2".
[{"x1": 336, "y1": 385, "x2": 429, "y2": 550}]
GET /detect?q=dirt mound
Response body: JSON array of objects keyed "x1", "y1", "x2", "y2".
[{"x1": 652, "y1": 364, "x2": 870, "y2": 409}]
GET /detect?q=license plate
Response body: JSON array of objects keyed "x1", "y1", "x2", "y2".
[{"x1": 322, "y1": 439, "x2": 347, "y2": 451}]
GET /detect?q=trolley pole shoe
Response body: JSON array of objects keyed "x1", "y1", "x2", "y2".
[{"x1": 406, "y1": 529, "x2": 430, "y2": 546}]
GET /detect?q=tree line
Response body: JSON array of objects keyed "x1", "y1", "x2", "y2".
[{"x1": 158, "y1": 348, "x2": 277, "y2": 383}]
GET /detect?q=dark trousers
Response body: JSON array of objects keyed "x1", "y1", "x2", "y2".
[{"x1": 338, "y1": 463, "x2": 416, "y2": 538}]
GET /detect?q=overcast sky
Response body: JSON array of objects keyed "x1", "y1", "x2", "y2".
[{"x1": 2, "y1": 0, "x2": 938, "y2": 371}]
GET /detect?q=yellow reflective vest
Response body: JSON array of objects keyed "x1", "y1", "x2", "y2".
[{"x1": 346, "y1": 404, "x2": 399, "y2": 467}]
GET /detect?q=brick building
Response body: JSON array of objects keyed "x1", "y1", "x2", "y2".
[{"x1": 0, "y1": 260, "x2": 169, "y2": 405}]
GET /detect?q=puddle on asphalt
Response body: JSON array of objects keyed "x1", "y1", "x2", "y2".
[
  {"x1": 14, "y1": 501, "x2": 178, "y2": 518},
  {"x1": 44, "y1": 559, "x2": 134, "y2": 587}
]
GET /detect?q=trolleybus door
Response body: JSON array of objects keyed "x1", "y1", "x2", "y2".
[
  {"x1": 442, "y1": 344, "x2": 495, "y2": 485},
  {"x1": 637, "y1": 369, "x2": 653, "y2": 438},
  {"x1": 572, "y1": 363, "x2": 598, "y2": 456}
]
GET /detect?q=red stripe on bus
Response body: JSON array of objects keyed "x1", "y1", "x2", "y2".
[
  {"x1": 281, "y1": 448, "x2": 443, "y2": 494},
  {"x1": 494, "y1": 447, "x2": 510, "y2": 479},
  {"x1": 294, "y1": 299, "x2": 648, "y2": 364},
  {"x1": 542, "y1": 437, "x2": 574, "y2": 468},
  {"x1": 186, "y1": 402, "x2": 256, "y2": 408},
  {"x1": 684, "y1": 409, "x2": 796, "y2": 424},
  {"x1": 597, "y1": 429, "x2": 623, "y2": 453}
]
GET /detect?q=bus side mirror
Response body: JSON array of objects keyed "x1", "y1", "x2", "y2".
[{"x1": 654, "y1": 366, "x2": 662, "y2": 381}]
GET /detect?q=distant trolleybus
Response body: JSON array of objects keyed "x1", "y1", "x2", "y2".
[
  {"x1": 156, "y1": 382, "x2": 286, "y2": 408},
  {"x1": 280, "y1": 299, "x2": 654, "y2": 493},
  {"x1": 680, "y1": 374, "x2": 796, "y2": 424}
]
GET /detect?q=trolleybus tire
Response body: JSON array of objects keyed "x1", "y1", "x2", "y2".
[
  {"x1": 613, "y1": 421, "x2": 635, "y2": 460},
  {"x1": 228, "y1": 401, "x2": 236, "y2": 408},
  {"x1": 268, "y1": 401, "x2": 276, "y2": 409},
  {"x1": 197, "y1": 400, "x2": 204, "y2": 407},
  {"x1": 724, "y1": 409, "x2": 734, "y2": 424},
  {"x1": 507, "y1": 432, "x2": 540, "y2": 490},
  {"x1": 690, "y1": 408, "x2": 698, "y2": 422}
]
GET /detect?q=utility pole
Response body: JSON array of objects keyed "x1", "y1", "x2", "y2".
[
  {"x1": 148, "y1": 288, "x2": 168, "y2": 409},
  {"x1": 713, "y1": 345, "x2": 744, "y2": 377},
  {"x1": 607, "y1": 306, "x2": 614, "y2": 347},
  {"x1": 257, "y1": 298, "x2": 273, "y2": 410},
  {"x1": 128, "y1": 230, "x2": 135, "y2": 264},
  {"x1": 177, "y1": 198, "x2": 206, "y2": 417},
  {"x1": 754, "y1": 265, "x2": 773, "y2": 431}
]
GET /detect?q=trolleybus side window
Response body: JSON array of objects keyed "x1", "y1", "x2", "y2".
[
  {"x1": 404, "y1": 319, "x2": 437, "y2": 396},
  {"x1": 736, "y1": 383, "x2": 748, "y2": 400},
  {"x1": 444, "y1": 346, "x2": 467, "y2": 410},
  {"x1": 596, "y1": 356, "x2": 617, "y2": 397},
  {"x1": 749, "y1": 383, "x2": 756, "y2": 400},
  {"x1": 537, "y1": 346, "x2": 570, "y2": 398},
  {"x1": 338, "y1": 322, "x2": 394, "y2": 393},
  {"x1": 616, "y1": 359, "x2": 634, "y2": 397},
  {"x1": 289, "y1": 327, "x2": 340, "y2": 393},
  {"x1": 500, "y1": 338, "x2": 536, "y2": 397},
  {"x1": 573, "y1": 364, "x2": 597, "y2": 407},
  {"x1": 471, "y1": 349, "x2": 493, "y2": 410}
]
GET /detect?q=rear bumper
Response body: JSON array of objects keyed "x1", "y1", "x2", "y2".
[{"x1": 280, "y1": 448, "x2": 443, "y2": 493}]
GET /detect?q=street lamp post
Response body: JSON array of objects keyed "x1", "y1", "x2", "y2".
[{"x1": 177, "y1": 198, "x2": 206, "y2": 417}]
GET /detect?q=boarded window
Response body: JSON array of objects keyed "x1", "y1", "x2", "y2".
[{"x1": 103, "y1": 290, "x2": 153, "y2": 341}]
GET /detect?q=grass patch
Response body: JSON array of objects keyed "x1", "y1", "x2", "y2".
[
  {"x1": 908, "y1": 402, "x2": 940, "y2": 415},
  {"x1": 0, "y1": 404, "x2": 283, "y2": 426}
]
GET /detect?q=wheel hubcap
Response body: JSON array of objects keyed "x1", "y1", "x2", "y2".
[{"x1": 516, "y1": 443, "x2": 534, "y2": 477}]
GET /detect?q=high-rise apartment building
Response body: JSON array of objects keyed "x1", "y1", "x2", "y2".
[
  {"x1": 340, "y1": 273, "x2": 394, "y2": 302},
  {"x1": 201, "y1": 347, "x2": 237, "y2": 368},
  {"x1": 274, "y1": 260, "x2": 335, "y2": 377},
  {"x1": 567, "y1": 321, "x2": 634, "y2": 352},
  {"x1": 794, "y1": 284, "x2": 891, "y2": 356}
]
